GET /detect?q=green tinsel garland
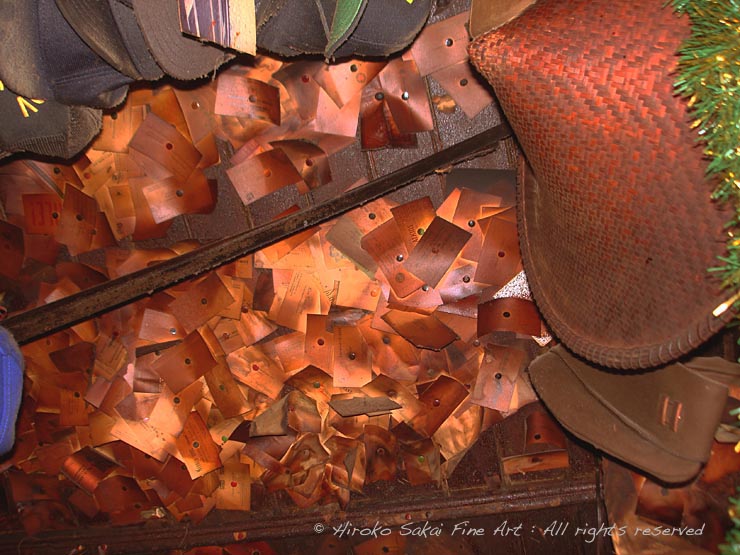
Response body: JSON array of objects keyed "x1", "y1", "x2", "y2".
[
  {"x1": 726, "y1": 494, "x2": 740, "y2": 555},
  {"x1": 671, "y1": 0, "x2": 740, "y2": 284},
  {"x1": 671, "y1": 1, "x2": 740, "y2": 553}
]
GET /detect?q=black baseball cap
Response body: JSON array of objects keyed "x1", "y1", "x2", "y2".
[
  {"x1": 55, "y1": 0, "x2": 164, "y2": 81},
  {"x1": 0, "y1": 81, "x2": 102, "y2": 159},
  {"x1": 0, "y1": 0, "x2": 131, "y2": 108},
  {"x1": 326, "y1": 0, "x2": 432, "y2": 59},
  {"x1": 256, "y1": 0, "x2": 336, "y2": 57},
  {"x1": 131, "y1": 0, "x2": 234, "y2": 81}
]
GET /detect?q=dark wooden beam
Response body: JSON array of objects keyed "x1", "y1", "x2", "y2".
[
  {"x1": 0, "y1": 480, "x2": 594, "y2": 555},
  {"x1": 4, "y1": 124, "x2": 511, "y2": 345}
]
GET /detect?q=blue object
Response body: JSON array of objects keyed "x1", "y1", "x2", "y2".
[{"x1": 0, "y1": 327, "x2": 23, "y2": 456}]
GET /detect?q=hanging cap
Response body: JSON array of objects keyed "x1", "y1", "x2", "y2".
[
  {"x1": 55, "y1": 0, "x2": 164, "y2": 81},
  {"x1": 0, "y1": 0, "x2": 131, "y2": 108},
  {"x1": 131, "y1": 0, "x2": 234, "y2": 81},
  {"x1": 469, "y1": 0, "x2": 735, "y2": 369},
  {"x1": 326, "y1": 0, "x2": 432, "y2": 59},
  {"x1": 529, "y1": 345, "x2": 739, "y2": 484},
  {"x1": 256, "y1": 0, "x2": 335, "y2": 57},
  {"x1": 0, "y1": 82, "x2": 102, "y2": 159}
]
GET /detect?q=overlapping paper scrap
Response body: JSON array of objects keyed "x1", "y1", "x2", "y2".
[
  {"x1": 5, "y1": 169, "x2": 552, "y2": 529},
  {"x1": 409, "y1": 11, "x2": 495, "y2": 119},
  {"x1": 0, "y1": 86, "x2": 221, "y2": 255},
  {"x1": 0, "y1": 11, "x2": 530, "y2": 531}
]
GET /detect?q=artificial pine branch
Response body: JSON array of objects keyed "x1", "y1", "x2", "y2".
[
  {"x1": 670, "y1": 2, "x2": 740, "y2": 552},
  {"x1": 671, "y1": 0, "x2": 740, "y2": 293}
]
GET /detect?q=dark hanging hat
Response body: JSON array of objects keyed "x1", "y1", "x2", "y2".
[
  {"x1": 254, "y1": 0, "x2": 432, "y2": 59},
  {"x1": 131, "y1": 0, "x2": 234, "y2": 81},
  {"x1": 0, "y1": 82, "x2": 102, "y2": 159},
  {"x1": 529, "y1": 344, "x2": 740, "y2": 484},
  {"x1": 256, "y1": 0, "x2": 336, "y2": 57},
  {"x1": 325, "y1": 0, "x2": 433, "y2": 59},
  {"x1": 468, "y1": 0, "x2": 735, "y2": 369},
  {"x1": 54, "y1": 0, "x2": 164, "y2": 81},
  {"x1": 0, "y1": 0, "x2": 131, "y2": 108}
]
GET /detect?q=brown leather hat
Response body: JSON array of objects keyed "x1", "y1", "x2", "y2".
[
  {"x1": 529, "y1": 345, "x2": 740, "y2": 484},
  {"x1": 468, "y1": 0, "x2": 735, "y2": 369}
]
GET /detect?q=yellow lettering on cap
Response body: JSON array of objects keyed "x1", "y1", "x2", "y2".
[
  {"x1": 0, "y1": 80, "x2": 46, "y2": 118},
  {"x1": 17, "y1": 96, "x2": 44, "y2": 118}
]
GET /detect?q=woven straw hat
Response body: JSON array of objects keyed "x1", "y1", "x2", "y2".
[{"x1": 469, "y1": 0, "x2": 735, "y2": 369}]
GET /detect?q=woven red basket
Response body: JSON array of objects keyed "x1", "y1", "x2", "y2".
[{"x1": 469, "y1": 0, "x2": 734, "y2": 369}]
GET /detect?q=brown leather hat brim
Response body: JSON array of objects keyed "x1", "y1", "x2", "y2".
[{"x1": 529, "y1": 346, "x2": 704, "y2": 484}]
